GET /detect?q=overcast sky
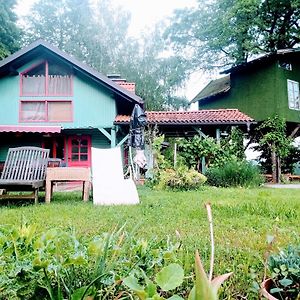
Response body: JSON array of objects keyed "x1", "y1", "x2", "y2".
[{"x1": 16, "y1": 0, "x2": 208, "y2": 102}]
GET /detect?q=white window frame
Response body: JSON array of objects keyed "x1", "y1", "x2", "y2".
[{"x1": 287, "y1": 79, "x2": 300, "y2": 110}]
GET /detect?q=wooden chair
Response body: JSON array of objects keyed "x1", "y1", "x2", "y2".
[{"x1": 0, "y1": 147, "x2": 50, "y2": 204}]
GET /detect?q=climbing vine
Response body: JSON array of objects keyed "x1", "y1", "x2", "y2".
[{"x1": 255, "y1": 115, "x2": 293, "y2": 182}]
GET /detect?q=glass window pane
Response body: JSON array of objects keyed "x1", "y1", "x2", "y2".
[
  {"x1": 72, "y1": 146, "x2": 79, "y2": 153},
  {"x1": 81, "y1": 140, "x2": 88, "y2": 146},
  {"x1": 288, "y1": 80, "x2": 299, "y2": 110},
  {"x1": 22, "y1": 76, "x2": 46, "y2": 95},
  {"x1": 21, "y1": 101, "x2": 46, "y2": 121},
  {"x1": 80, "y1": 154, "x2": 88, "y2": 161},
  {"x1": 72, "y1": 154, "x2": 79, "y2": 161},
  {"x1": 72, "y1": 139, "x2": 79, "y2": 145},
  {"x1": 81, "y1": 147, "x2": 88, "y2": 153},
  {"x1": 48, "y1": 101, "x2": 72, "y2": 122}
]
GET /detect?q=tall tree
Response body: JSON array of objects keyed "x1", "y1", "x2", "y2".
[
  {"x1": 0, "y1": 0, "x2": 21, "y2": 59},
  {"x1": 117, "y1": 24, "x2": 190, "y2": 110},
  {"x1": 165, "y1": 0, "x2": 300, "y2": 70},
  {"x1": 22, "y1": 1, "x2": 190, "y2": 110}
]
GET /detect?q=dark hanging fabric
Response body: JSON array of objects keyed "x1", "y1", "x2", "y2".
[{"x1": 128, "y1": 104, "x2": 147, "y2": 150}]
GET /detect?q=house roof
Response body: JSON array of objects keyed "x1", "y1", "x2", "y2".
[
  {"x1": 191, "y1": 75, "x2": 230, "y2": 103},
  {"x1": 221, "y1": 48, "x2": 300, "y2": 74},
  {"x1": 115, "y1": 109, "x2": 254, "y2": 125},
  {"x1": 0, "y1": 39, "x2": 143, "y2": 105},
  {"x1": 192, "y1": 48, "x2": 300, "y2": 103}
]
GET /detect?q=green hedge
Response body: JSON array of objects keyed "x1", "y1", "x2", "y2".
[{"x1": 206, "y1": 160, "x2": 263, "y2": 187}]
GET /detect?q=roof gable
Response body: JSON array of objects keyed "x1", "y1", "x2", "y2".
[
  {"x1": 191, "y1": 75, "x2": 230, "y2": 103},
  {"x1": 0, "y1": 39, "x2": 143, "y2": 105}
]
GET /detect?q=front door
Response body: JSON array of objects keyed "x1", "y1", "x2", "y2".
[{"x1": 67, "y1": 135, "x2": 91, "y2": 167}]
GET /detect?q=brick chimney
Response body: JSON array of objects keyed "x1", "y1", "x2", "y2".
[{"x1": 107, "y1": 74, "x2": 136, "y2": 94}]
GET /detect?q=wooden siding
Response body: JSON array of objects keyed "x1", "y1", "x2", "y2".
[
  {"x1": 0, "y1": 134, "x2": 43, "y2": 161},
  {"x1": 199, "y1": 60, "x2": 300, "y2": 123},
  {"x1": 0, "y1": 58, "x2": 116, "y2": 128}
]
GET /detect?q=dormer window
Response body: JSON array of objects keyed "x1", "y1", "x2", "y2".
[
  {"x1": 287, "y1": 79, "x2": 300, "y2": 110},
  {"x1": 20, "y1": 61, "x2": 73, "y2": 96}
]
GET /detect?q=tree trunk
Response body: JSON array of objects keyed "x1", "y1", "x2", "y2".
[
  {"x1": 271, "y1": 148, "x2": 277, "y2": 183},
  {"x1": 277, "y1": 156, "x2": 281, "y2": 184}
]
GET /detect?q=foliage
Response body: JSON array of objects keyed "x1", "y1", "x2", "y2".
[
  {"x1": 22, "y1": 1, "x2": 189, "y2": 111},
  {"x1": 117, "y1": 23, "x2": 190, "y2": 110},
  {"x1": 267, "y1": 245, "x2": 300, "y2": 299},
  {"x1": 254, "y1": 115, "x2": 294, "y2": 181},
  {"x1": 0, "y1": 187, "x2": 299, "y2": 299},
  {"x1": 0, "y1": 222, "x2": 184, "y2": 299},
  {"x1": 0, "y1": 0, "x2": 21, "y2": 59},
  {"x1": 150, "y1": 135, "x2": 207, "y2": 190},
  {"x1": 177, "y1": 128, "x2": 245, "y2": 171},
  {"x1": 254, "y1": 142, "x2": 300, "y2": 174},
  {"x1": 123, "y1": 263, "x2": 185, "y2": 299},
  {"x1": 155, "y1": 165, "x2": 207, "y2": 191},
  {"x1": 165, "y1": 0, "x2": 300, "y2": 70},
  {"x1": 256, "y1": 116, "x2": 292, "y2": 160},
  {"x1": 206, "y1": 160, "x2": 263, "y2": 187}
]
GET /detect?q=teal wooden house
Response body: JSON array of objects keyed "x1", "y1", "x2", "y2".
[
  {"x1": 192, "y1": 49, "x2": 300, "y2": 132},
  {"x1": 0, "y1": 40, "x2": 142, "y2": 168}
]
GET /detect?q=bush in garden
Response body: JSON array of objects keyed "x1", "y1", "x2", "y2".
[
  {"x1": 206, "y1": 160, "x2": 263, "y2": 187},
  {"x1": 155, "y1": 165, "x2": 207, "y2": 191}
]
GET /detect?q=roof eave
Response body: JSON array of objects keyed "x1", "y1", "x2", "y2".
[{"x1": 0, "y1": 39, "x2": 143, "y2": 105}]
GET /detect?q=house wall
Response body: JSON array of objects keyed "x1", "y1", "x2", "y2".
[
  {"x1": 0, "y1": 129, "x2": 111, "y2": 163},
  {"x1": 0, "y1": 57, "x2": 118, "y2": 164},
  {"x1": 0, "y1": 60, "x2": 116, "y2": 128},
  {"x1": 199, "y1": 60, "x2": 300, "y2": 123}
]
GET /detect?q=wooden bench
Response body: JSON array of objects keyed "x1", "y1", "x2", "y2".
[
  {"x1": 264, "y1": 173, "x2": 300, "y2": 183},
  {"x1": 0, "y1": 147, "x2": 49, "y2": 204}
]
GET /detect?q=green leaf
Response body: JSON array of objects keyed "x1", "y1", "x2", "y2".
[
  {"x1": 168, "y1": 295, "x2": 185, "y2": 300},
  {"x1": 71, "y1": 286, "x2": 95, "y2": 300},
  {"x1": 155, "y1": 263, "x2": 184, "y2": 291},
  {"x1": 211, "y1": 272, "x2": 233, "y2": 295},
  {"x1": 123, "y1": 275, "x2": 147, "y2": 299},
  {"x1": 278, "y1": 278, "x2": 293, "y2": 287},
  {"x1": 145, "y1": 281, "x2": 157, "y2": 297},
  {"x1": 270, "y1": 287, "x2": 283, "y2": 294},
  {"x1": 194, "y1": 250, "x2": 216, "y2": 300}
]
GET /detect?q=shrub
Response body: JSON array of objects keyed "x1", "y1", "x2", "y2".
[
  {"x1": 155, "y1": 165, "x2": 207, "y2": 191},
  {"x1": 267, "y1": 245, "x2": 300, "y2": 299},
  {"x1": 206, "y1": 160, "x2": 263, "y2": 187}
]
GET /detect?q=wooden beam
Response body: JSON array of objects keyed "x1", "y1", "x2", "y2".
[
  {"x1": 289, "y1": 124, "x2": 300, "y2": 138},
  {"x1": 193, "y1": 127, "x2": 208, "y2": 138},
  {"x1": 216, "y1": 128, "x2": 221, "y2": 144},
  {"x1": 117, "y1": 134, "x2": 129, "y2": 147},
  {"x1": 111, "y1": 127, "x2": 116, "y2": 148},
  {"x1": 98, "y1": 128, "x2": 112, "y2": 142}
]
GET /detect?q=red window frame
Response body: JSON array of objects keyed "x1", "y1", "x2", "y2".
[
  {"x1": 67, "y1": 135, "x2": 91, "y2": 167},
  {"x1": 20, "y1": 60, "x2": 73, "y2": 97},
  {"x1": 19, "y1": 100, "x2": 73, "y2": 123}
]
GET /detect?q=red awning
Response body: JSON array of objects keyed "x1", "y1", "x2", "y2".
[{"x1": 0, "y1": 125, "x2": 61, "y2": 133}]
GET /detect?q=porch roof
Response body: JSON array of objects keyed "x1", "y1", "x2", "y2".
[
  {"x1": 114, "y1": 109, "x2": 254, "y2": 125},
  {"x1": 0, "y1": 125, "x2": 61, "y2": 133}
]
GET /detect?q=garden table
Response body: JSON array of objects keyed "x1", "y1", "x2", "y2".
[{"x1": 45, "y1": 167, "x2": 90, "y2": 203}]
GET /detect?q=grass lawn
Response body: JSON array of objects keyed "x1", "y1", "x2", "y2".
[{"x1": 0, "y1": 186, "x2": 299, "y2": 299}]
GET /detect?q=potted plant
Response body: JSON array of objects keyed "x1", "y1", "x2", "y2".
[{"x1": 261, "y1": 245, "x2": 300, "y2": 300}]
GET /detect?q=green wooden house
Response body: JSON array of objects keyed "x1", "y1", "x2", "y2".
[
  {"x1": 191, "y1": 49, "x2": 300, "y2": 132},
  {"x1": 0, "y1": 40, "x2": 142, "y2": 169}
]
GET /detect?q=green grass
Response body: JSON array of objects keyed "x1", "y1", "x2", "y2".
[{"x1": 0, "y1": 186, "x2": 299, "y2": 299}]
